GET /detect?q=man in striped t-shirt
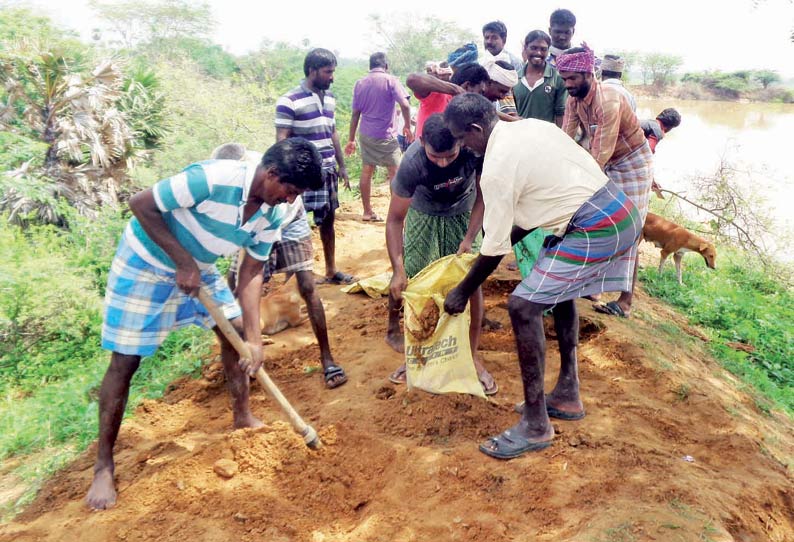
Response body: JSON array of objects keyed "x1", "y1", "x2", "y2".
[
  {"x1": 276, "y1": 48, "x2": 355, "y2": 285},
  {"x1": 86, "y1": 139, "x2": 322, "y2": 511}
]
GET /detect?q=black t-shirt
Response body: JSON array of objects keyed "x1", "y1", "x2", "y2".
[{"x1": 391, "y1": 141, "x2": 483, "y2": 217}]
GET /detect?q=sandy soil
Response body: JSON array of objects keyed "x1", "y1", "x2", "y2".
[{"x1": 2, "y1": 187, "x2": 793, "y2": 542}]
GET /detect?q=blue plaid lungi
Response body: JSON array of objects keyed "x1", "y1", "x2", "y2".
[
  {"x1": 302, "y1": 167, "x2": 339, "y2": 226},
  {"x1": 101, "y1": 238, "x2": 241, "y2": 356},
  {"x1": 513, "y1": 181, "x2": 642, "y2": 305}
]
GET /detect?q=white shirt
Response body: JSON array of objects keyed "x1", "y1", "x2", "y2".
[{"x1": 479, "y1": 120, "x2": 608, "y2": 256}]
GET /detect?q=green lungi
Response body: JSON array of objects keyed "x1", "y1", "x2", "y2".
[{"x1": 403, "y1": 208, "x2": 481, "y2": 278}]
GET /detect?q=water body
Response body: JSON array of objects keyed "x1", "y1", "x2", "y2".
[{"x1": 636, "y1": 98, "x2": 794, "y2": 258}]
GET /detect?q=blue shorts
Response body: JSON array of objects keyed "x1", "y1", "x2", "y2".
[{"x1": 101, "y1": 238, "x2": 241, "y2": 356}]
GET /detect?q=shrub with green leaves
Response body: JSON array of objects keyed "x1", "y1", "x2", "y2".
[
  {"x1": 0, "y1": 224, "x2": 105, "y2": 388},
  {"x1": 640, "y1": 254, "x2": 794, "y2": 412}
]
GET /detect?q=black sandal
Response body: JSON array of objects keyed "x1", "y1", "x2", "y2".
[{"x1": 323, "y1": 365, "x2": 348, "y2": 389}]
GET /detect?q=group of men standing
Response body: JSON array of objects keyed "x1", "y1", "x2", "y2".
[{"x1": 86, "y1": 8, "x2": 683, "y2": 510}]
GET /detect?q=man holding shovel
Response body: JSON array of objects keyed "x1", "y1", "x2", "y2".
[{"x1": 86, "y1": 138, "x2": 323, "y2": 510}]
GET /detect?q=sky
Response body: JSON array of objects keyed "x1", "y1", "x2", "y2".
[{"x1": 17, "y1": 0, "x2": 794, "y2": 77}]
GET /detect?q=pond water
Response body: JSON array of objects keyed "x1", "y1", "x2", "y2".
[{"x1": 636, "y1": 98, "x2": 794, "y2": 259}]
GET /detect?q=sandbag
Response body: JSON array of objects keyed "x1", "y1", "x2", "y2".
[
  {"x1": 402, "y1": 254, "x2": 484, "y2": 398},
  {"x1": 340, "y1": 271, "x2": 391, "y2": 298}
]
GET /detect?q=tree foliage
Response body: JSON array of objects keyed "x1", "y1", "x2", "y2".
[
  {"x1": 89, "y1": 0, "x2": 215, "y2": 49},
  {"x1": 368, "y1": 13, "x2": 477, "y2": 76},
  {"x1": 639, "y1": 52, "x2": 683, "y2": 87},
  {"x1": 0, "y1": 6, "x2": 80, "y2": 46},
  {"x1": 0, "y1": 41, "x2": 164, "y2": 224},
  {"x1": 753, "y1": 69, "x2": 780, "y2": 89},
  {"x1": 680, "y1": 69, "x2": 783, "y2": 99}
]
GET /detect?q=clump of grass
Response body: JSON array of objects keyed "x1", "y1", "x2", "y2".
[{"x1": 640, "y1": 252, "x2": 794, "y2": 414}]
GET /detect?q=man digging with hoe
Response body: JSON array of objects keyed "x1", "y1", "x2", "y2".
[{"x1": 86, "y1": 138, "x2": 322, "y2": 509}]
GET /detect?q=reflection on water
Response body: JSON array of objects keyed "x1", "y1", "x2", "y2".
[{"x1": 636, "y1": 98, "x2": 794, "y2": 257}]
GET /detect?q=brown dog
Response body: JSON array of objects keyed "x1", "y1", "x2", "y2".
[
  {"x1": 643, "y1": 213, "x2": 717, "y2": 284},
  {"x1": 259, "y1": 275, "x2": 307, "y2": 335}
]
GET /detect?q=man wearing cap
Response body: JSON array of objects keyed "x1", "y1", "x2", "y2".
[
  {"x1": 558, "y1": 47, "x2": 653, "y2": 319},
  {"x1": 345, "y1": 52, "x2": 413, "y2": 222},
  {"x1": 482, "y1": 59, "x2": 520, "y2": 121},
  {"x1": 601, "y1": 54, "x2": 636, "y2": 113}
]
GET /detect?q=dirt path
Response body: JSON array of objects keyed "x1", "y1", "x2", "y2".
[{"x1": 2, "y1": 187, "x2": 793, "y2": 542}]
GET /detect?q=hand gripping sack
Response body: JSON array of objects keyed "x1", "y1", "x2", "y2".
[{"x1": 401, "y1": 254, "x2": 485, "y2": 398}]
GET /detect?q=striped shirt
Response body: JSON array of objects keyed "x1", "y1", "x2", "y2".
[
  {"x1": 562, "y1": 81, "x2": 646, "y2": 170},
  {"x1": 124, "y1": 160, "x2": 299, "y2": 271},
  {"x1": 275, "y1": 80, "x2": 337, "y2": 170},
  {"x1": 242, "y1": 151, "x2": 311, "y2": 242}
]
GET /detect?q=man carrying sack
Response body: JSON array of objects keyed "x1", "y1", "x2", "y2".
[{"x1": 384, "y1": 114, "x2": 497, "y2": 396}]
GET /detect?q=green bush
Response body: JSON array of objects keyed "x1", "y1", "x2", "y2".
[
  {"x1": 0, "y1": 133, "x2": 48, "y2": 170},
  {"x1": 0, "y1": 224, "x2": 105, "y2": 388},
  {"x1": 640, "y1": 255, "x2": 794, "y2": 412}
]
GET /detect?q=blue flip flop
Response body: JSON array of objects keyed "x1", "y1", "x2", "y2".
[{"x1": 479, "y1": 429, "x2": 552, "y2": 459}]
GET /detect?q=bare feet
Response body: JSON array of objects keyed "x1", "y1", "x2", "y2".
[
  {"x1": 233, "y1": 412, "x2": 265, "y2": 429},
  {"x1": 385, "y1": 331, "x2": 405, "y2": 353},
  {"x1": 86, "y1": 467, "x2": 116, "y2": 510}
]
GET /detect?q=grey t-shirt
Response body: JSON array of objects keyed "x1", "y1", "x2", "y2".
[{"x1": 391, "y1": 141, "x2": 483, "y2": 217}]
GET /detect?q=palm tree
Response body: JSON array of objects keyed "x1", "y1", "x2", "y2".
[{"x1": 1, "y1": 43, "x2": 164, "y2": 225}]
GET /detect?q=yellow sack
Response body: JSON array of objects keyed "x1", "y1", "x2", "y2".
[
  {"x1": 340, "y1": 271, "x2": 391, "y2": 298},
  {"x1": 402, "y1": 254, "x2": 485, "y2": 398}
]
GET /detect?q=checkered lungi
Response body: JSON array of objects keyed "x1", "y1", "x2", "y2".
[
  {"x1": 227, "y1": 234, "x2": 314, "y2": 287},
  {"x1": 262, "y1": 235, "x2": 314, "y2": 281},
  {"x1": 302, "y1": 167, "x2": 339, "y2": 226},
  {"x1": 101, "y1": 238, "x2": 240, "y2": 356},
  {"x1": 513, "y1": 180, "x2": 642, "y2": 305},
  {"x1": 605, "y1": 142, "x2": 653, "y2": 223},
  {"x1": 403, "y1": 208, "x2": 480, "y2": 278}
]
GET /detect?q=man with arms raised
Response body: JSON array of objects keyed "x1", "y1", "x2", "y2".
[
  {"x1": 385, "y1": 114, "x2": 497, "y2": 396},
  {"x1": 276, "y1": 48, "x2": 355, "y2": 285},
  {"x1": 87, "y1": 138, "x2": 323, "y2": 508},
  {"x1": 442, "y1": 94, "x2": 642, "y2": 458},
  {"x1": 558, "y1": 47, "x2": 653, "y2": 318}
]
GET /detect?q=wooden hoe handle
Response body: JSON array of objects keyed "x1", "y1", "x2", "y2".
[{"x1": 197, "y1": 288, "x2": 321, "y2": 449}]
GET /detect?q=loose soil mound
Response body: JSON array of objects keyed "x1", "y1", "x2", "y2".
[{"x1": 2, "y1": 190, "x2": 793, "y2": 542}]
